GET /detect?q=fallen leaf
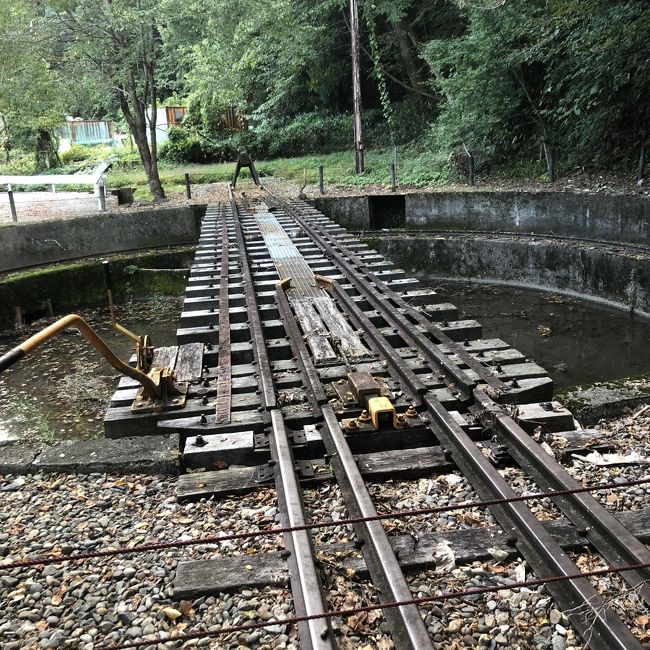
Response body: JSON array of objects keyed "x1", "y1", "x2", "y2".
[
  {"x1": 51, "y1": 584, "x2": 67, "y2": 606},
  {"x1": 179, "y1": 600, "x2": 193, "y2": 617},
  {"x1": 433, "y1": 541, "x2": 456, "y2": 573},
  {"x1": 162, "y1": 607, "x2": 182, "y2": 621}
]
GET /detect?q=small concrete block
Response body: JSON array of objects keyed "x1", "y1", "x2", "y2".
[
  {"x1": 32, "y1": 434, "x2": 180, "y2": 475},
  {"x1": 184, "y1": 431, "x2": 256, "y2": 469},
  {"x1": 515, "y1": 402, "x2": 575, "y2": 433},
  {"x1": 0, "y1": 444, "x2": 42, "y2": 475}
]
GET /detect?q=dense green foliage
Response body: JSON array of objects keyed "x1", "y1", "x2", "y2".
[
  {"x1": 425, "y1": 1, "x2": 650, "y2": 169},
  {"x1": 1, "y1": 0, "x2": 648, "y2": 187}
]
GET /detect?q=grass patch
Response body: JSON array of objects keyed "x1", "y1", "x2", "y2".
[
  {"x1": 15, "y1": 399, "x2": 56, "y2": 443},
  {"x1": 2, "y1": 142, "x2": 452, "y2": 201},
  {"x1": 108, "y1": 146, "x2": 451, "y2": 200}
]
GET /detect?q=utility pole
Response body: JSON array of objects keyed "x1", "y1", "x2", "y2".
[{"x1": 350, "y1": 0, "x2": 364, "y2": 174}]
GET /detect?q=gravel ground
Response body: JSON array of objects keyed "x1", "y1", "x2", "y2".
[
  {"x1": 1, "y1": 408, "x2": 648, "y2": 649},
  {"x1": 409, "y1": 562, "x2": 580, "y2": 650},
  {"x1": 0, "y1": 474, "x2": 296, "y2": 649}
]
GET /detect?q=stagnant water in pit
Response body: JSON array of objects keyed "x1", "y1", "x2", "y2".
[
  {"x1": 1, "y1": 285, "x2": 649, "y2": 443},
  {"x1": 0, "y1": 297, "x2": 179, "y2": 444},
  {"x1": 424, "y1": 279, "x2": 650, "y2": 390}
]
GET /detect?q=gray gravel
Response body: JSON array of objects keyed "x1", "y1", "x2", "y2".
[
  {"x1": 2, "y1": 407, "x2": 648, "y2": 648},
  {"x1": 0, "y1": 472, "x2": 297, "y2": 649}
]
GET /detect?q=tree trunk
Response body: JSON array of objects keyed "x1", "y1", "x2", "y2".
[
  {"x1": 117, "y1": 72, "x2": 165, "y2": 200},
  {"x1": 393, "y1": 18, "x2": 425, "y2": 91}
]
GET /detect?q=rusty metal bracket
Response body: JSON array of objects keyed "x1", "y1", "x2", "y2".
[
  {"x1": 254, "y1": 464, "x2": 274, "y2": 484},
  {"x1": 254, "y1": 431, "x2": 270, "y2": 450},
  {"x1": 131, "y1": 367, "x2": 188, "y2": 413}
]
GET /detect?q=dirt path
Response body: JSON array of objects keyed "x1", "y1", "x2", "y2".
[{"x1": 2, "y1": 170, "x2": 648, "y2": 225}]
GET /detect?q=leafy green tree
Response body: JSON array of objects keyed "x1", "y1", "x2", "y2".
[
  {"x1": 0, "y1": 0, "x2": 63, "y2": 167},
  {"x1": 41, "y1": 0, "x2": 166, "y2": 198},
  {"x1": 425, "y1": 0, "x2": 650, "y2": 172}
]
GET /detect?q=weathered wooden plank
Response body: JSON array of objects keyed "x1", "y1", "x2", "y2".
[
  {"x1": 312, "y1": 295, "x2": 370, "y2": 359},
  {"x1": 546, "y1": 430, "x2": 617, "y2": 458},
  {"x1": 514, "y1": 401, "x2": 575, "y2": 433},
  {"x1": 464, "y1": 362, "x2": 548, "y2": 383},
  {"x1": 292, "y1": 297, "x2": 337, "y2": 363},
  {"x1": 499, "y1": 378, "x2": 554, "y2": 404},
  {"x1": 175, "y1": 342, "x2": 204, "y2": 383},
  {"x1": 151, "y1": 346, "x2": 178, "y2": 371},
  {"x1": 449, "y1": 348, "x2": 526, "y2": 367},
  {"x1": 173, "y1": 507, "x2": 650, "y2": 597},
  {"x1": 177, "y1": 445, "x2": 452, "y2": 500}
]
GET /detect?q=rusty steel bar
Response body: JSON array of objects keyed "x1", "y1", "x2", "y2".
[
  {"x1": 215, "y1": 216, "x2": 232, "y2": 424},
  {"x1": 265, "y1": 194, "x2": 644, "y2": 650},
  {"x1": 276, "y1": 284, "x2": 434, "y2": 650},
  {"x1": 229, "y1": 187, "x2": 334, "y2": 648}
]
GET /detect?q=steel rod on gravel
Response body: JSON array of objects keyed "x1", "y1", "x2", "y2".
[
  {"x1": 264, "y1": 194, "x2": 643, "y2": 649},
  {"x1": 274, "y1": 191, "x2": 650, "y2": 604}
]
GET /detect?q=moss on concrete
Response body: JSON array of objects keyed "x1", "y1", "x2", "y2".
[
  {"x1": 557, "y1": 375, "x2": 650, "y2": 424},
  {"x1": 0, "y1": 247, "x2": 194, "y2": 330}
]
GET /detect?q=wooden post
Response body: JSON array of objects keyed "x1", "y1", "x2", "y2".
[
  {"x1": 8, "y1": 188, "x2": 17, "y2": 222},
  {"x1": 390, "y1": 163, "x2": 397, "y2": 192},
  {"x1": 319, "y1": 165, "x2": 324, "y2": 194},
  {"x1": 184, "y1": 173, "x2": 192, "y2": 199},
  {"x1": 468, "y1": 153, "x2": 475, "y2": 186},
  {"x1": 350, "y1": 0, "x2": 364, "y2": 174},
  {"x1": 638, "y1": 145, "x2": 646, "y2": 183}
]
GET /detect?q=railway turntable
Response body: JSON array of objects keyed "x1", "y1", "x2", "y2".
[{"x1": 96, "y1": 185, "x2": 650, "y2": 648}]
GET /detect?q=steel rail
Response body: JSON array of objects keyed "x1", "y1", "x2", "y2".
[
  {"x1": 4, "y1": 476, "x2": 650, "y2": 572},
  {"x1": 328, "y1": 277, "x2": 642, "y2": 649},
  {"x1": 215, "y1": 215, "x2": 232, "y2": 423},
  {"x1": 273, "y1": 193, "x2": 650, "y2": 604},
  {"x1": 98, "y1": 560, "x2": 650, "y2": 650},
  {"x1": 275, "y1": 285, "x2": 434, "y2": 650},
  {"x1": 265, "y1": 193, "x2": 506, "y2": 395},
  {"x1": 473, "y1": 390, "x2": 650, "y2": 604},
  {"x1": 229, "y1": 188, "x2": 334, "y2": 649},
  {"x1": 261, "y1": 194, "x2": 644, "y2": 649}
]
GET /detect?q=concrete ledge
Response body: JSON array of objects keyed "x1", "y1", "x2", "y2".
[
  {"x1": 0, "y1": 445, "x2": 41, "y2": 474},
  {"x1": 558, "y1": 380, "x2": 650, "y2": 425},
  {"x1": 372, "y1": 234, "x2": 650, "y2": 317},
  {"x1": 0, "y1": 205, "x2": 205, "y2": 272},
  {"x1": 0, "y1": 434, "x2": 180, "y2": 475},
  {"x1": 315, "y1": 191, "x2": 650, "y2": 244}
]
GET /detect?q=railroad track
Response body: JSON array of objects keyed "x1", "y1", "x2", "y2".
[{"x1": 101, "y1": 187, "x2": 650, "y2": 648}]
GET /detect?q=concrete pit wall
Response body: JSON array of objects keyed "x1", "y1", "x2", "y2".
[
  {"x1": 0, "y1": 248, "x2": 194, "y2": 330},
  {"x1": 315, "y1": 192, "x2": 650, "y2": 244},
  {"x1": 373, "y1": 234, "x2": 650, "y2": 318},
  {"x1": 0, "y1": 205, "x2": 206, "y2": 273}
]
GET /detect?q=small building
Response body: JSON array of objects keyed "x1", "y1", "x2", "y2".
[
  {"x1": 56, "y1": 119, "x2": 115, "y2": 151},
  {"x1": 147, "y1": 106, "x2": 187, "y2": 146}
]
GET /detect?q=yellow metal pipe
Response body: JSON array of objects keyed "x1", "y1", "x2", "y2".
[{"x1": 0, "y1": 314, "x2": 158, "y2": 397}]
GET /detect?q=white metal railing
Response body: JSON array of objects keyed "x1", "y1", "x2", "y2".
[{"x1": 0, "y1": 161, "x2": 111, "y2": 217}]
